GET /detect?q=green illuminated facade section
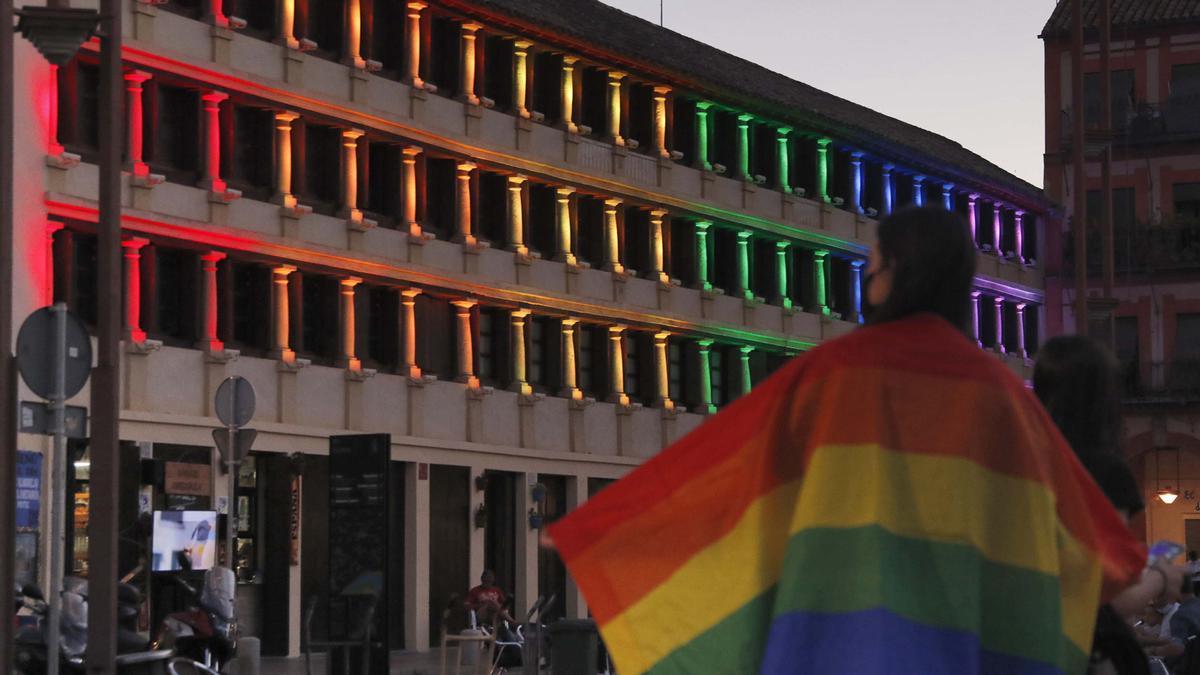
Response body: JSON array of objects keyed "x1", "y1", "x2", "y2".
[
  {"x1": 695, "y1": 220, "x2": 713, "y2": 291},
  {"x1": 817, "y1": 137, "x2": 832, "y2": 203},
  {"x1": 776, "y1": 241, "x2": 792, "y2": 309},
  {"x1": 777, "y1": 127, "x2": 792, "y2": 193},
  {"x1": 737, "y1": 114, "x2": 753, "y2": 180},
  {"x1": 696, "y1": 339, "x2": 716, "y2": 414},
  {"x1": 736, "y1": 230, "x2": 753, "y2": 300},
  {"x1": 695, "y1": 102, "x2": 713, "y2": 171},
  {"x1": 813, "y1": 249, "x2": 830, "y2": 315},
  {"x1": 739, "y1": 345, "x2": 754, "y2": 396}
]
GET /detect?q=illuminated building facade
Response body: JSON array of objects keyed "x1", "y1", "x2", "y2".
[
  {"x1": 1042, "y1": 1, "x2": 1200, "y2": 548},
  {"x1": 12, "y1": 0, "x2": 1051, "y2": 655}
]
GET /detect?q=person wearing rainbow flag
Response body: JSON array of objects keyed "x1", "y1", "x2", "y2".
[{"x1": 548, "y1": 206, "x2": 1148, "y2": 675}]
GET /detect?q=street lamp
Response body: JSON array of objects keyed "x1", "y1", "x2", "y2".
[{"x1": 14, "y1": 7, "x2": 98, "y2": 67}]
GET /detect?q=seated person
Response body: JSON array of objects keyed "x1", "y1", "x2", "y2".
[{"x1": 466, "y1": 570, "x2": 513, "y2": 628}]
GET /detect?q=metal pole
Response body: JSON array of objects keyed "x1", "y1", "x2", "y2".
[
  {"x1": 227, "y1": 392, "x2": 236, "y2": 575},
  {"x1": 1071, "y1": 0, "x2": 1089, "y2": 336},
  {"x1": 45, "y1": 304, "x2": 68, "y2": 675},
  {"x1": 88, "y1": 0, "x2": 123, "y2": 669},
  {"x1": 0, "y1": 0, "x2": 16, "y2": 667},
  {"x1": 1100, "y1": 0, "x2": 1115, "y2": 301}
]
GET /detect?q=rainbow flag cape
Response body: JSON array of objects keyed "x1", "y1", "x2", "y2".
[{"x1": 549, "y1": 314, "x2": 1146, "y2": 675}]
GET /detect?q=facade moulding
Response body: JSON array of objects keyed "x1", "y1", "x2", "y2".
[
  {"x1": 45, "y1": 197, "x2": 822, "y2": 353},
  {"x1": 96, "y1": 43, "x2": 1045, "y2": 250}
]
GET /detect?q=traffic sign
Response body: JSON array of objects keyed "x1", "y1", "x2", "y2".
[
  {"x1": 16, "y1": 306, "x2": 91, "y2": 400},
  {"x1": 214, "y1": 376, "x2": 256, "y2": 428},
  {"x1": 212, "y1": 427, "x2": 257, "y2": 464},
  {"x1": 19, "y1": 401, "x2": 87, "y2": 438}
]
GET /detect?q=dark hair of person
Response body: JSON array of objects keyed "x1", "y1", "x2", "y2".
[{"x1": 864, "y1": 206, "x2": 977, "y2": 333}]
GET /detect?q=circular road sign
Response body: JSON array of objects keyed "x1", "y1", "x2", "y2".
[
  {"x1": 214, "y1": 376, "x2": 256, "y2": 428},
  {"x1": 16, "y1": 306, "x2": 93, "y2": 401}
]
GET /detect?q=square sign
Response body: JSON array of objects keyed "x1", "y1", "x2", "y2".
[{"x1": 16, "y1": 451, "x2": 42, "y2": 531}]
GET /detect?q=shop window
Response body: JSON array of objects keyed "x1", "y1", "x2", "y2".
[
  {"x1": 415, "y1": 295, "x2": 455, "y2": 380},
  {"x1": 58, "y1": 58, "x2": 100, "y2": 157},
  {"x1": 226, "y1": 260, "x2": 271, "y2": 355},
  {"x1": 150, "y1": 246, "x2": 199, "y2": 346},
  {"x1": 301, "y1": 123, "x2": 341, "y2": 213},
  {"x1": 299, "y1": 273, "x2": 339, "y2": 364},
  {"x1": 476, "y1": 307, "x2": 510, "y2": 389},
  {"x1": 150, "y1": 84, "x2": 200, "y2": 182},
  {"x1": 424, "y1": 158, "x2": 456, "y2": 240},
  {"x1": 528, "y1": 184, "x2": 556, "y2": 258},
  {"x1": 428, "y1": 16, "x2": 460, "y2": 95},
  {"x1": 532, "y1": 52, "x2": 562, "y2": 121},
  {"x1": 478, "y1": 172, "x2": 508, "y2": 247},
  {"x1": 483, "y1": 36, "x2": 513, "y2": 111},
  {"x1": 229, "y1": 105, "x2": 273, "y2": 200}
]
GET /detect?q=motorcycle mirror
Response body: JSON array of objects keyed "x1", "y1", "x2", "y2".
[{"x1": 21, "y1": 584, "x2": 44, "y2": 601}]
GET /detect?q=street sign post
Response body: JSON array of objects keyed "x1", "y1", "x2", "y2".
[
  {"x1": 16, "y1": 304, "x2": 91, "y2": 675},
  {"x1": 213, "y1": 376, "x2": 256, "y2": 584}
]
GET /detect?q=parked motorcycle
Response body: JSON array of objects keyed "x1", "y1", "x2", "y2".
[
  {"x1": 152, "y1": 566, "x2": 237, "y2": 672},
  {"x1": 13, "y1": 577, "x2": 173, "y2": 674}
]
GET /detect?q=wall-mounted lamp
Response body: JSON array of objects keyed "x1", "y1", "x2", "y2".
[
  {"x1": 474, "y1": 503, "x2": 488, "y2": 529},
  {"x1": 531, "y1": 482, "x2": 546, "y2": 505},
  {"x1": 475, "y1": 474, "x2": 490, "y2": 492},
  {"x1": 528, "y1": 508, "x2": 543, "y2": 530}
]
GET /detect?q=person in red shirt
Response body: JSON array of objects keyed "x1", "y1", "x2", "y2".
[{"x1": 465, "y1": 570, "x2": 511, "y2": 626}]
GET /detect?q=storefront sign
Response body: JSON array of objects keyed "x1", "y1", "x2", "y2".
[
  {"x1": 164, "y1": 462, "x2": 211, "y2": 496},
  {"x1": 290, "y1": 476, "x2": 301, "y2": 566},
  {"x1": 16, "y1": 451, "x2": 42, "y2": 531}
]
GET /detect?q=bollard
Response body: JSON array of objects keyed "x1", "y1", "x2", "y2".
[{"x1": 235, "y1": 636, "x2": 261, "y2": 675}]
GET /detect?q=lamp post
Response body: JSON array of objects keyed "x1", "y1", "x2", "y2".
[{"x1": 3, "y1": 5, "x2": 98, "y2": 672}]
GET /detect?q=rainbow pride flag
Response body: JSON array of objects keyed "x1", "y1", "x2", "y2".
[{"x1": 549, "y1": 314, "x2": 1146, "y2": 675}]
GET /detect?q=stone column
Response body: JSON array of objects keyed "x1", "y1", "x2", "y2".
[
  {"x1": 735, "y1": 231, "x2": 753, "y2": 300},
  {"x1": 775, "y1": 241, "x2": 791, "y2": 308},
  {"x1": 992, "y1": 201, "x2": 1004, "y2": 254},
  {"x1": 695, "y1": 340, "x2": 716, "y2": 414},
  {"x1": 993, "y1": 296, "x2": 1005, "y2": 354},
  {"x1": 400, "y1": 289, "x2": 422, "y2": 379},
  {"x1": 555, "y1": 187, "x2": 576, "y2": 265},
  {"x1": 452, "y1": 300, "x2": 479, "y2": 387},
  {"x1": 694, "y1": 102, "x2": 712, "y2": 171},
  {"x1": 812, "y1": 249, "x2": 829, "y2": 315},
  {"x1": 344, "y1": 0, "x2": 364, "y2": 68},
  {"x1": 272, "y1": 112, "x2": 301, "y2": 208},
  {"x1": 459, "y1": 23, "x2": 481, "y2": 105},
  {"x1": 455, "y1": 161, "x2": 477, "y2": 245},
  {"x1": 206, "y1": 0, "x2": 229, "y2": 27},
  {"x1": 653, "y1": 332, "x2": 672, "y2": 409},
  {"x1": 967, "y1": 193, "x2": 980, "y2": 246},
  {"x1": 849, "y1": 151, "x2": 864, "y2": 214},
  {"x1": 198, "y1": 252, "x2": 226, "y2": 352},
  {"x1": 122, "y1": 238, "x2": 150, "y2": 343},
  {"x1": 339, "y1": 129, "x2": 366, "y2": 220},
  {"x1": 738, "y1": 346, "x2": 754, "y2": 397},
  {"x1": 603, "y1": 198, "x2": 624, "y2": 273},
  {"x1": 405, "y1": 2, "x2": 426, "y2": 87},
  {"x1": 736, "y1": 114, "x2": 752, "y2": 180},
  {"x1": 849, "y1": 259, "x2": 865, "y2": 323},
  {"x1": 694, "y1": 220, "x2": 712, "y2": 291},
  {"x1": 882, "y1": 164, "x2": 894, "y2": 215},
  {"x1": 561, "y1": 56, "x2": 578, "y2": 133},
  {"x1": 816, "y1": 137, "x2": 832, "y2": 203},
  {"x1": 1015, "y1": 303, "x2": 1028, "y2": 359},
  {"x1": 277, "y1": 0, "x2": 300, "y2": 49},
  {"x1": 969, "y1": 291, "x2": 982, "y2": 347},
  {"x1": 401, "y1": 145, "x2": 423, "y2": 237},
  {"x1": 606, "y1": 71, "x2": 625, "y2": 146},
  {"x1": 652, "y1": 86, "x2": 670, "y2": 158},
  {"x1": 513, "y1": 41, "x2": 532, "y2": 118},
  {"x1": 1015, "y1": 210, "x2": 1026, "y2": 262},
  {"x1": 124, "y1": 70, "x2": 152, "y2": 177},
  {"x1": 912, "y1": 175, "x2": 925, "y2": 207},
  {"x1": 271, "y1": 265, "x2": 297, "y2": 361},
  {"x1": 560, "y1": 319, "x2": 582, "y2": 400},
  {"x1": 510, "y1": 309, "x2": 531, "y2": 395},
  {"x1": 649, "y1": 209, "x2": 668, "y2": 283},
  {"x1": 199, "y1": 91, "x2": 229, "y2": 193},
  {"x1": 941, "y1": 183, "x2": 954, "y2": 212},
  {"x1": 607, "y1": 326, "x2": 628, "y2": 405},
  {"x1": 339, "y1": 277, "x2": 363, "y2": 370},
  {"x1": 507, "y1": 175, "x2": 529, "y2": 255},
  {"x1": 776, "y1": 127, "x2": 792, "y2": 193}
]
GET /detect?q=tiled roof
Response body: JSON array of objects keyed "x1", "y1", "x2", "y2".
[
  {"x1": 438, "y1": 0, "x2": 1050, "y2": 209},
  {"x1": 1042, "y1": 0, "x2": 1200, "y2": 37}
]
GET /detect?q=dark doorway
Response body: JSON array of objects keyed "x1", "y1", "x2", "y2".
[
  {"x1": 538, "y1": 476, "x2": 568, "y2": 622},
  {"x1": 300, "y1": 454, "x2": 329, "y2": 653},
  {"x1": 429, "y1": 465, "x2": 470, "y2": 644},
  {"x1": 484, "y1": 471, "x2": 518, "y2": 608}
]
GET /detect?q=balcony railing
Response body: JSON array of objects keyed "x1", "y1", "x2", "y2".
[
  {"x1": 1063, "y1": 223, "x2": 1200, "y2": 276},
  {"x1": 1061, "y1": 101, "x2": 1200, "y2": 148},
  {"x1": 1120, "y1": 359, "x2": 1200, "y2": 404}
]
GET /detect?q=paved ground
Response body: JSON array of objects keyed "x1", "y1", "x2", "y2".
[{"x1": 257, "y1": 650, "x2": 526, "y2": 675}]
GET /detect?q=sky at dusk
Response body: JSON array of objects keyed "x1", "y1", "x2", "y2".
[{"x1": 599, "y1": 0, "x2": 1054, "y2": 188}]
